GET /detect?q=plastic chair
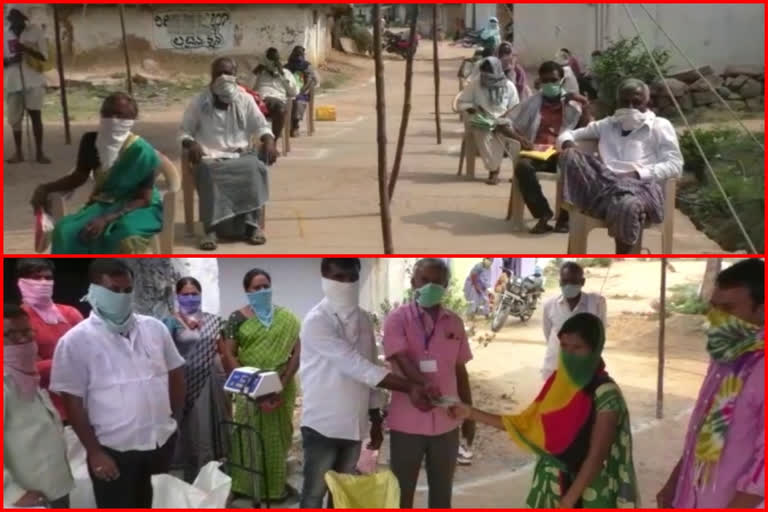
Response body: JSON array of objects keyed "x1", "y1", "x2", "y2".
[
  {"x1": 181, "y1": 139, "x2": 266, "y2": 237},
  {"x1": 49, "y1": 151, "x2": 180, "y2": 254},
  {"x1": 504, "y1": 141, "x2": 563, "y2": 231},
  {"x1": 324, "y1": 470, "x2": 400, "y2": 509},
  {"x1": 562, "y1": 139, "x2": 676, "y2": 254}
]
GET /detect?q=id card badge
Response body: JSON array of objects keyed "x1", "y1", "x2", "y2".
[{"x1": 419, "y1": 359, "x2": 438, "y2": 373}]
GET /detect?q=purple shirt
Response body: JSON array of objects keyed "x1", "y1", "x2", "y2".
[
  {"x1": 673, "y1": 342, "x2": 764, "y2": 508},
  {"x1": 382, "y1": 303, "x2": 472, "y2": 436}
]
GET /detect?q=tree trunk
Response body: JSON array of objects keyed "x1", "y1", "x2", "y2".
[
  {"x1": 118, "y1": 5, "x2": 133, "y2": 96},
  {"x1": 387, "y1": 5, "x2": 419, "y2": 203},
  {"x1": 53, "y1": 5, "x2": 71, "y2": 145},
  {"x1": 433, "y1": 4, "x2": 442, "y2": 145},
  {"x1": 373, "y1": 4, "x2": 394, "y2": 254},
  {"x1": 699, "y1": 258, "x2": 722, "y2": 302}
]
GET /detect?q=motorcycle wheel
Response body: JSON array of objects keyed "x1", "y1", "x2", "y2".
[
  {"x1": 491, "y1": 305, "x2": 510, "y2": 332},
  {"x1": 519, "y1": 309, "x2": 533, "y2": 323}
]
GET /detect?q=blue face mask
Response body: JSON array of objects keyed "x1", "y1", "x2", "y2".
[
  {"x1": 86, "y1": 284, "x2": 134, "y2": 334},
  {"x1": 247, "y1": 289, "x2": 274, "y2": 327}
]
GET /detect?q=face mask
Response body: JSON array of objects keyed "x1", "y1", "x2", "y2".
[
  {"x1": 705, "y1": 308, "x2": 762, "y2": 363},
  {"x1": 86, "y1": 284, "x2": 134, "y2": 334},
  {"x1": 541, "y1": 82, "x2": 563, "y2": 99},
  {"x1": 614, "y1": 108, "x2": 646, "y2": 132},
  {"x1": 96, "y1": 117, "x2": 134, "y2": 170},
  {"x1": 415, "y1": 283, "x2": 446, "y2": 308},
  {"x1": 4, "y1": 342, "x2": 40, "y2": 399},
  {"x1": 177, "y1": 294, "x2": 202, "y2": 316},
  {"x1": 247, "y1": 289, "x2": 274, "y2": 327},
  {"x1": 18, "y1": 278, "x2": 62, "y2": 325},
  {"x1": 211, "y1": 74, "x2": 239, "y2": 104},
  {"x1": 322, "y1": 278, "x2": 360, "y2": 315},
  {"x1": 561, "y1": 284, "x2": 583, "y2": 299},
  {"x1": 559, "y1": 349, "x2": 600, "y2": 388}
]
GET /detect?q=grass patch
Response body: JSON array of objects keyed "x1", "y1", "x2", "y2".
[
  {"x1": 667, "y1": 283, "x2": 708, "y2": 315},
  {"x1": 676, "y1": 127, "x2": 764, "y2": 252}
]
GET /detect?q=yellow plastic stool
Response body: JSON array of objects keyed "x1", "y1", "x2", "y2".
[{"x1": 316, "y1": 105, "x2": 337, "y2": 121}]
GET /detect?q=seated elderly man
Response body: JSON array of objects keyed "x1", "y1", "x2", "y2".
[
  {"x1": 457, "y1": 56, "x2": 520, "y2": 185},
  {"x1": 253, "y1": 48, "x2": 299, "y2": 143},
  {"x1": 557, "y1": 78, "x2": 683, "y2": 254},
  {"x1": 181, "y1": 57, "x2": 278, "y2": 250},
  {"x1": 498, "y1": 61, "x2": 591, "y2": 234}
]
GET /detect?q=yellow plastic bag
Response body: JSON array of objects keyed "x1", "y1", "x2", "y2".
[
  {"x1": 316, "y1": 105, "x2": 337, "y2": 121},
  {"x1": 324, "y1": 470, "x2": 400, "y2": 509}
]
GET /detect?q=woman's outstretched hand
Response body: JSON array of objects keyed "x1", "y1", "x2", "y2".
[{"x1": 448, "y1": 402, "x2": 472, "y2": 421}]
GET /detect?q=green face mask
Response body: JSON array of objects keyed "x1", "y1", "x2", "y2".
[
  {"x1": 415, "y1": 283, "x2": 446, "y2": 308},
  {"x1": 541, "y1": 82, "x2": 562, "y2": 99},
  {"x1": 559, "y1": 350, "x2": 601, "y2": 388}
]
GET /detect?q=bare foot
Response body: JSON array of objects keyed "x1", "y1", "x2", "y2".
[
  {"x1": 6, "y1": 154, "x2": 23, "y2": 164},
  {"x1": 36, "y1": 155, "x2": 52, "y2": 164}
]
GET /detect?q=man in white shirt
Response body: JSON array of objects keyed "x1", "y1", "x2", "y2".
[
  {"x1": 180, "y1": 57, "x2": 278, "y2": 250},
  {"x1": 299, "y1": 258, "x2": 434, "y2": 508},
  {"x1": 4, "y1": 7, "x2": 51, "y2": 164},
  {"x1": 541, "y1": 261, "x2": 606, "y2": 380},
  {"x1": 253, "y1": 47, "x2": 299, "y2": 143},
  {"x1": 50, "y1": 259, "x2": 186, "y2": 508},
  {"x1": 558, "y1": 77, "x2": 683, "y2": 253},
  {"x1": 458, "y1": 56, "x2": 520, "y2": 185},
  {"x1": 4, "y1": 304, "x2": 73, "y2": 508}
]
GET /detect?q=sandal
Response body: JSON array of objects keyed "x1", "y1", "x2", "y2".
[
  {"x1": 554, "y1": 221, "x2": 569, "y2": 233},
  {"x1": 529, "y1": 219, "x2": 554, "y2": 234},
  {"x1": 247, "y1": 228, "x2": 267, "y2": 246},
  {"x1": 198, "y1": 233, "x2": 218, "y2": 251},
  {"x1": 485, "y1": 171, "x2": 501, "y2": 185}
]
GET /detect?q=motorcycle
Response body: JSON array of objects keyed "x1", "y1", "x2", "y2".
[
  {"x1": 490, "y1": 270, "x2": 545, "y2": 332},
  {"x1": 383, "y1": 30, "x2": 420, "y2": 59}
]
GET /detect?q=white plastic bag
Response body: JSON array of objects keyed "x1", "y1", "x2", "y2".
[
  {"x1": 33, "y1": 209, "x2": 54, "y2": 253},
  {"x1": 64, "y1": 428, "x2": 97, "y2": 509},
  {"x1": 151, "y1": 461, "x2": 231, "y2": 508}
]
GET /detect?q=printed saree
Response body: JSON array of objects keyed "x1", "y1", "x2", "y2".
[
  {"x1": 225, "y1": 306, "x2": 300, "y2": 501},
  {"x1": 51, "y1": 134, "x2": 163, "y2": 254}
]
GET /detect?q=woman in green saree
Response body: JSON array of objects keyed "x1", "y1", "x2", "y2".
[
  {"x1": 450, "y1": 313, "x2": 639, "y2": 508},
  {"x1": 221, "y1": 268, "x2": 301, "y2": 503},
  {"x1": 30, "y1": 92, "x2": 163, "y2": 254}
]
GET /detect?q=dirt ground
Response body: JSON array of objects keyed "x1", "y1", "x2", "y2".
[
  {"x1": 257, "y1": 260, "x2": 712, "y2": 508},
  {"x1": 3, "y1": 43, "x2": 731, "y2": 254}
]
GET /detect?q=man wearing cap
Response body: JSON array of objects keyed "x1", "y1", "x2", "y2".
[{"x1": 4, "y1": 6, "x2": 51, "y2": 164}]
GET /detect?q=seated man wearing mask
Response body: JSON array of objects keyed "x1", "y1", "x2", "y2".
[
  {"x1": 50, "y1": 259, "x2": 186, "y2": 509},
  {"x1": 31, "y1": 92, "x2": 165, "y2": 254},
  {"x1": 558, "y1": 78, "x2": 683, "y2": 253},
  {"x1": 253, "y1": 48, "x2": 299, "y2": 143},
  {"x1": 180, "y1": 57, "x2": 278, "y2": 250},
  {"x1": 457, "y1": 56, "x2": 520, "y2": 185},
  {"x1": 498, "y1": 61, "x2": 590, "y2": 234}
]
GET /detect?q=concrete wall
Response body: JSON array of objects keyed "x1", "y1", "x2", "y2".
[
  {"x1": 16, "y1": 4, "x2": 331, "y2": 65},
  {"x1": 514, "y1": 3, "x2": 765, "y2": 73},
  {"x1": 464, "y1": 4, "x2": 497, "y2": 31}
]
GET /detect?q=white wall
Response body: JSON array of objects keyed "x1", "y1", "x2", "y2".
[
  {"x1": 464, "y1": 4, "x2": 497, "y2": 31},
  {"x1": 514, "y1": 3, "x2": 765, "y2": 73},
  {"x1": 20, "y1": 4, "x2": 330, "y2": 64},
  {"x1": 217, "y1": 258, "x2": 374, "y2": 321}
]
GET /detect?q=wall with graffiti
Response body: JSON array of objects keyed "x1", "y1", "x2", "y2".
[{"x1": 152, "y1": 10, "x2": 234, "y2": 51}]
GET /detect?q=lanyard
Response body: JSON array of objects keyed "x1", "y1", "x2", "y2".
[{"x1": 412, "y1": 303, "x2": 439, "y2": 353}]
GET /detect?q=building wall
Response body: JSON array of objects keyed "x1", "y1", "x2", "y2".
[
  {"x1": 464, "y1": 4, "x2": 498, "y2": 31},
  {"x1": 17, "y1": 4, "x2": 331, "y2": 65},
  {"x1": 514, "y1": 3, "x2": 765, "y2": 73}
]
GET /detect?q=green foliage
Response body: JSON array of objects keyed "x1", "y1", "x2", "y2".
[
  {"x1": 676, "y1": 129, "x2": 765, "y2": 252},
  {"x1": 592, "y1": 36, "x2": 671, "y2": 112},
  {"x1": 667, "y1": 283, "x2": 709, "y2": 315},
  {"x1": 339, "y1": 16, "x2": 373, "y2": 55}
]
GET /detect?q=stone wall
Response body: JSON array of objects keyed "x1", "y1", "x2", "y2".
[{"x1": 652, "y1": 65, "x2": 764, "y2": 117}]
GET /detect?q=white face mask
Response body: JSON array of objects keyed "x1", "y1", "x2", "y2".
[
  {"x1": 96, "y1": 117, "x2": 134, "y2": 170},
  {"x1": 321, "y1": 277, "x2": 360, "y2": 316},
  {"x1": 614, "y1": 108, "x2": 647, "y2": 132},
  {"x1": 211, "y1": 74, "x2": 239, "y2": 104}
]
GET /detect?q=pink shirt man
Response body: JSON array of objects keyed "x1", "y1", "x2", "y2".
[{"x1": 383, "y1": 302, "x2": 472, "y2": 436}]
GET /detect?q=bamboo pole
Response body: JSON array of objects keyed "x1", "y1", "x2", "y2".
[
  {"x1": 656, "y1": 257, "x2": 667, "y2": 420},
  {"x1": 387, "y1": 5, "x2": 418, "y2": 202},
  {"x1": 118, "y1": 5, "x2": 133, "y2": 96},
  {"x1": 433, "y1": 4, "x2": 442, "y2": 145},
  {"x1": 53, "y1": 5, "x2": 71, "y2": 145},
  {"x1": 373, "y1": 4, "x2": 394, "y2": 254}
]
